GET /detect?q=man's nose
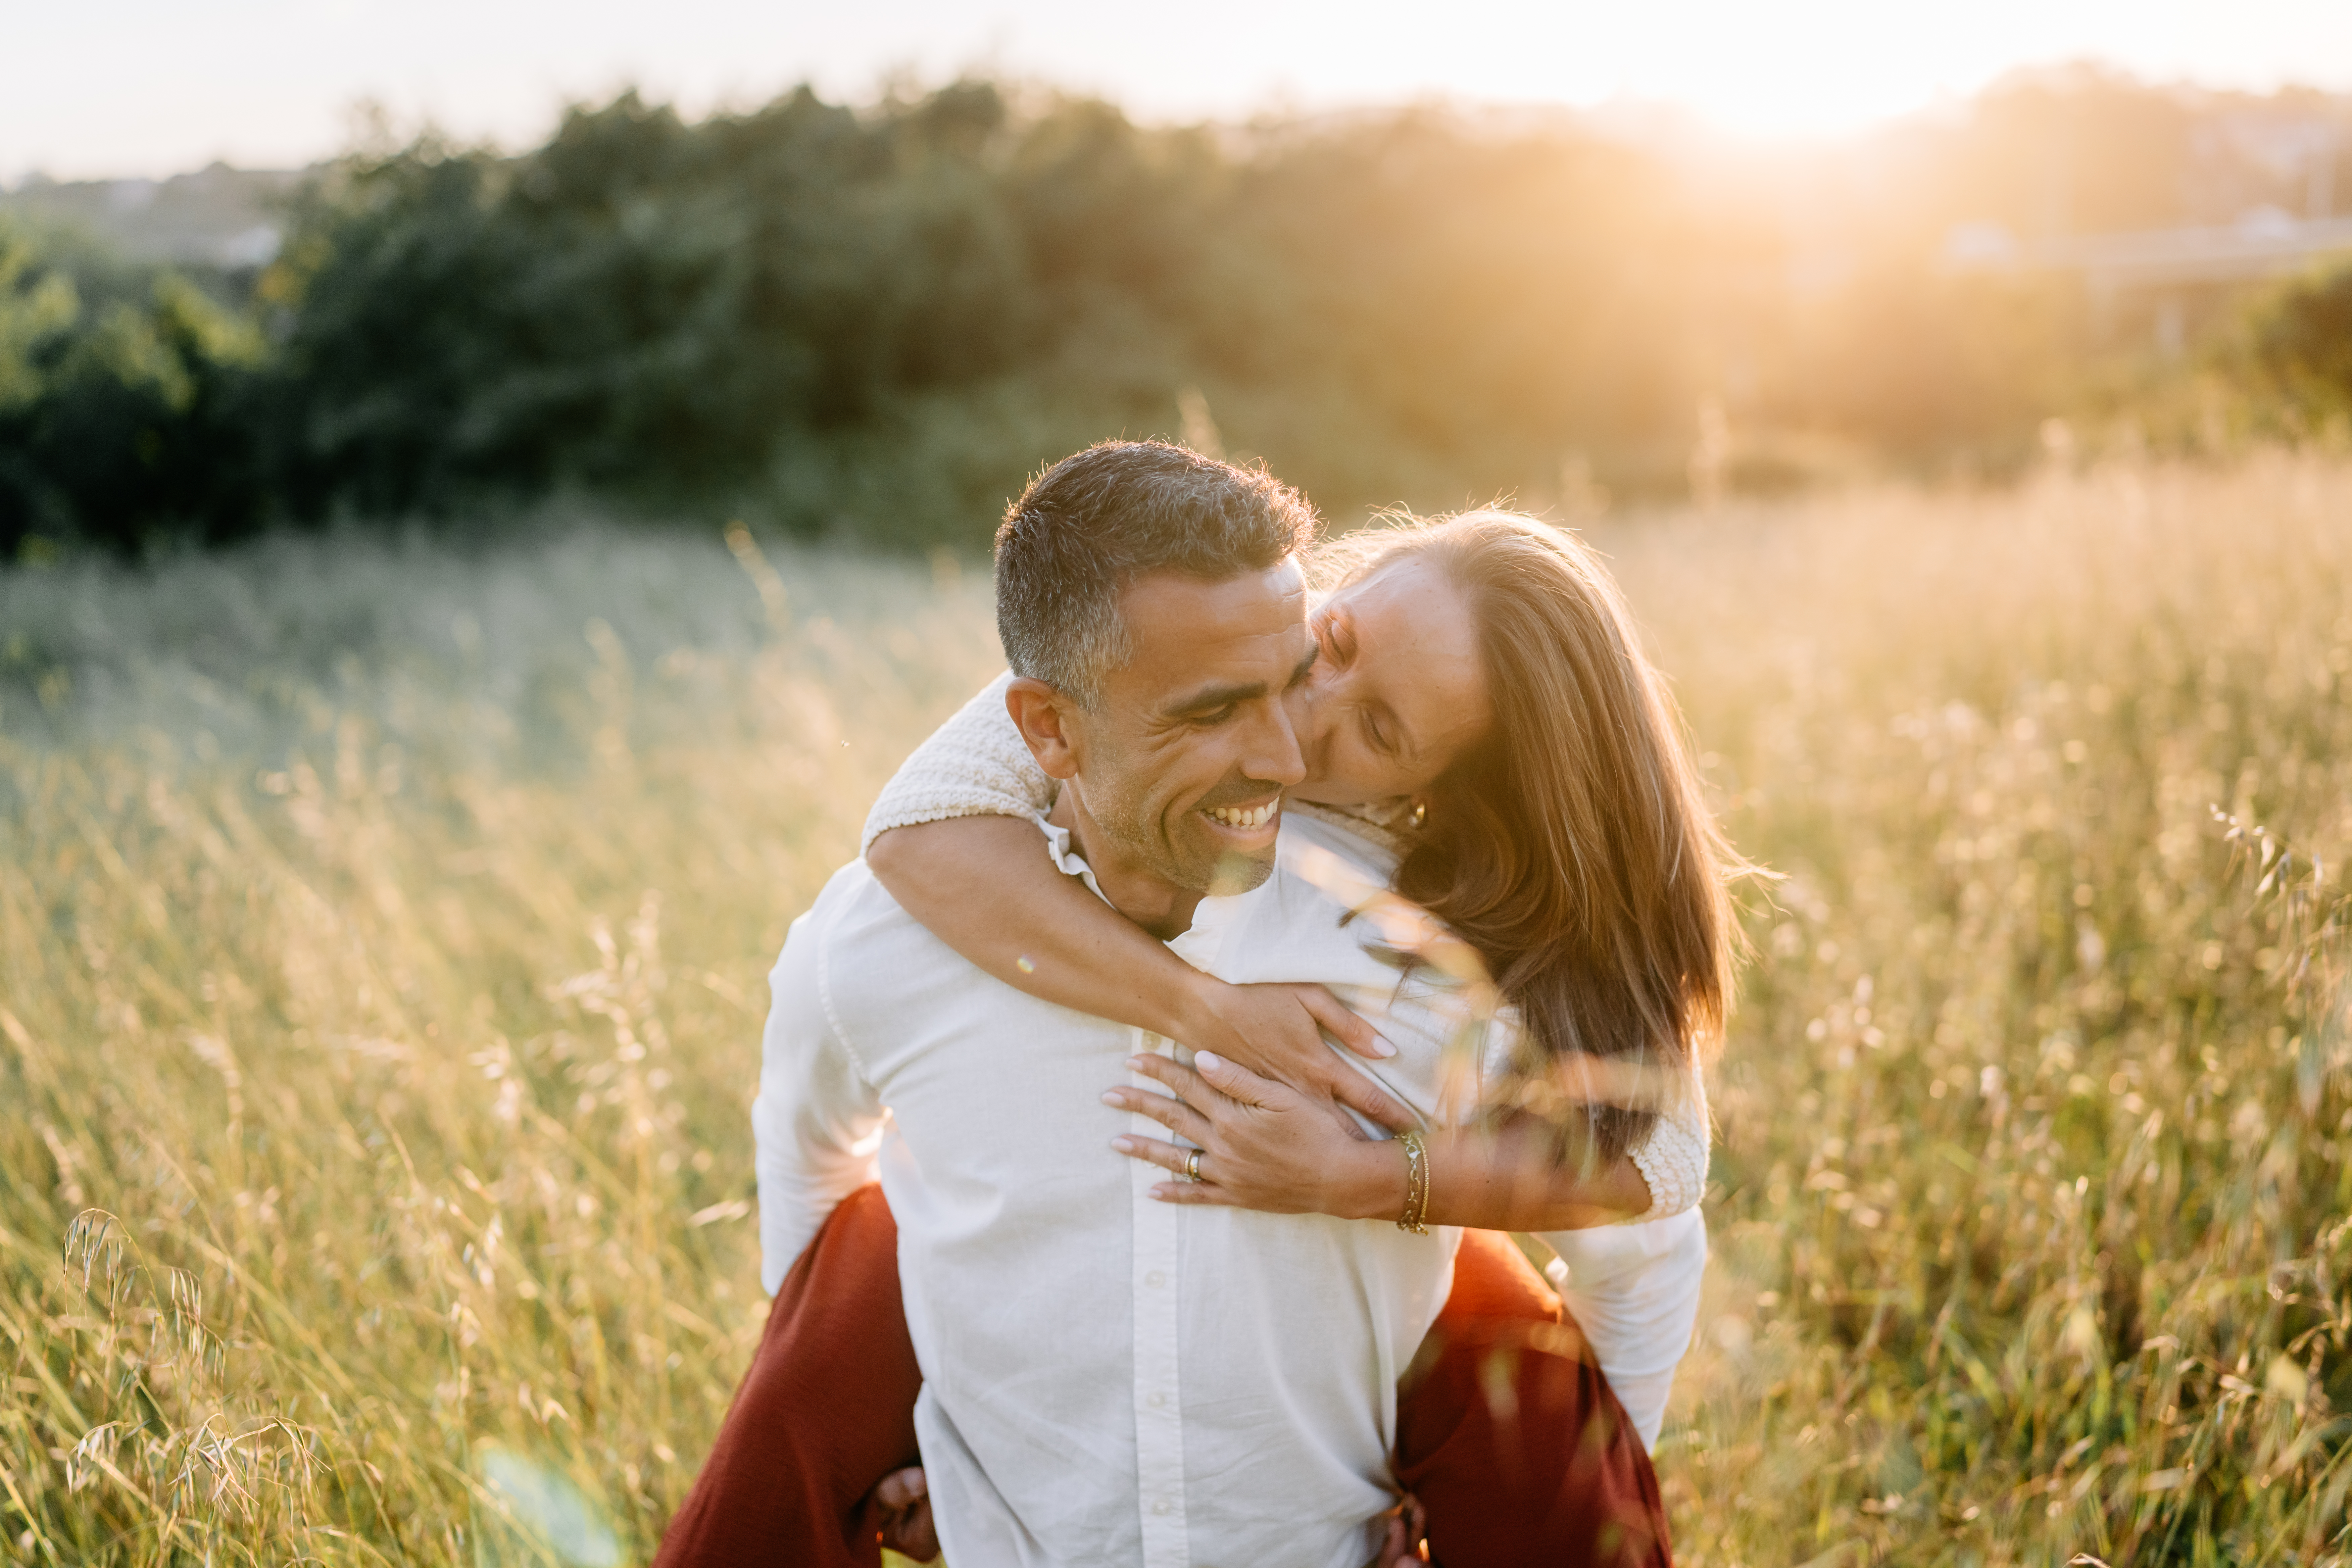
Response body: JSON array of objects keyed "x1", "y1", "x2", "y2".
[{"x1": 1244, "y1": 698, "x2": 1309, "y2": 789}]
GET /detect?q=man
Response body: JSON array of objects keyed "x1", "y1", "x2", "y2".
[{"x1": 662, "y1": 442, "x2": 1665, "y2": 1566}]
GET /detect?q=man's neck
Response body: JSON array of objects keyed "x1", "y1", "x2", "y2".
[{"x1": 1048, "y1": 789, "x2": 1205, "y2": 942}]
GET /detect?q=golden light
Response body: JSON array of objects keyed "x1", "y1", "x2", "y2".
[{"x1": 7, "y1": 0, "x2": 2352, "y2": 178}]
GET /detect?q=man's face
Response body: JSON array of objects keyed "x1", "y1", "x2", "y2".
[{"x1": 1062, "y1": 560, "x2": 1315, "y2": 900}]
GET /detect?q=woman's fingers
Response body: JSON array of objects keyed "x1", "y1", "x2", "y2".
[
  {"x1": 1297, "y1": 984, "x2": 1393, "y2": 1060},
  {"x1": 1189, "y1": 1050, "x2": 1286, "y2": 1110},
  {"x1": 874, "y1": 1467, "x2": 927, "y2": 1510},
  {"x1": 1111, "y1": 1132, "x2": 1205, "y2": 1179},
  {"x1": 874, "y1": 1467, "x2": 939, "y2": 1561},
  {"x1": 1109, "y1": 1046, "x2": 1376, "y2": 1219},
  {"x1": 1147, "y1": 1179, "x2": 1242, "y2": 1206},
  {"x1": 1323, "y1": 1066, "x2": 1412, "y2": 1133},
  {"x1": 1126, "y1": 1049, "x2": 1279, "y2": 1111},
  {"x1": 1102, "y1": 1085, "x2": 1214, "y2": 1145}
]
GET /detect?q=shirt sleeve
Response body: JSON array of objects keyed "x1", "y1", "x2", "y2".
[
  {"x1": 1536, "y1": 1208, "x2": 1708, "y2": 1451},
  {"x1": 861, "y1": 672, "x2": 1057, "y2": 854},
  {"x1": 752, "y1": 899, "x2": 889, "y2": 1295},
  {"x1": 1627, "y1": 1060, "x2": 1712, "y2": 1222}
]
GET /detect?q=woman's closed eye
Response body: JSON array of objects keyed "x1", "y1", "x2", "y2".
[{"x1": 1316, "y1": 610, "x2": 1357, "y2": 668}]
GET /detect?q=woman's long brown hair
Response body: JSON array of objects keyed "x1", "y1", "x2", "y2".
[{"x1": 1321, "y1": 510, "x2": 1747, "y2": 1164}]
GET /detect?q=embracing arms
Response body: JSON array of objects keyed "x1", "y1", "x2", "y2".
[
  {"x1": 861, "y1": 678, "x2": 1679, "y2": 1231},
  {"x1": 878, "y1": 814, "x2": 1656, "y2": 1228}
]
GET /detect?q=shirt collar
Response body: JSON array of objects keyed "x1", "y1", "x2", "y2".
[{"x1": 1035, "y1": 813, "x2": 1259, "y2": 962}]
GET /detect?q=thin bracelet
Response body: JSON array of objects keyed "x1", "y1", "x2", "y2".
[{"x1": 1395, "y1": 1129, "x2": 1430, "y2": 1234}]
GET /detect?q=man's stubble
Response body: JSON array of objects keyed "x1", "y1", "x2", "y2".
[{"x1": 1065, "y1": 728, "x2": 1278, "y2": 904}]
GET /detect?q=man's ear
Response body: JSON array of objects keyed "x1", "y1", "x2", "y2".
[{"x1": 1004, "y1": 678, "x2": 1082, "y2": 781}]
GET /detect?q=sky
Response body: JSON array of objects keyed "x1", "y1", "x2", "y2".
[{"x1": 8, "y1": 0, "x2": 2352, "y2": 182}]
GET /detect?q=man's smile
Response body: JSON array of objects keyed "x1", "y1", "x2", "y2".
[{"x1": 1197, "y1": 797, "x2": 1282, "y2": 839}]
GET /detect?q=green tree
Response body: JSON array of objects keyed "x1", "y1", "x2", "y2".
[{"x1": 0, "y1": 218, "x2": 266, "y2": 553}]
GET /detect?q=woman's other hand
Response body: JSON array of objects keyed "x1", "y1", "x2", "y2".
[
  {"x1": 875, "y1": 1467, "x2": 939, "y2": 1563},
  {"x1": 1174, "y1": 979, "x2": 1410, "y2": 1135},
  {"x1": 1105, "y1": 1051, "x2": 1409, "y2": 1221}
]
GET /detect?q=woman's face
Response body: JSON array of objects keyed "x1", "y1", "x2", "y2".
[{"x1": 1289, "y1": 554, "x2": 1494, "y2": 807}]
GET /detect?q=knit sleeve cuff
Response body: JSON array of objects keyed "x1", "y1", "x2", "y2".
[
  {"x1": 1626, "y1": 1070, "x2": 1711, "y2": 1222},
  {"x1": 861, "y1": 673, "x2": 1056, "y2": 855}
]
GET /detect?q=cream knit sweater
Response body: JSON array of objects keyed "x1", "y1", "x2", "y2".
[{"x1": 862, "y1": 673, "x2": 1710, "y2": 1224}]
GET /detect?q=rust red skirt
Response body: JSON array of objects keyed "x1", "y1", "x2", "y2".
[{"x1": 655, "y1": 1185, "x2": 1670, "y2": 1568}]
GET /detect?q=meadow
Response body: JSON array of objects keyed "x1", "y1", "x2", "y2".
[{"x1": 2, "y1": 457, "x2": 2348, "y2": 1566}]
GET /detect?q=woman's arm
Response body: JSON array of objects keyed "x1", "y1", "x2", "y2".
[
  {"x1": 861, "y1": 672, "x2": 1056, "y2": 853},
  {"x1": 870, "y1": 819, "x2": 1408, "y2": 1125},
  {"x1": 1106, "y1": 1051, "x2": 1654, "y2": 1231}
]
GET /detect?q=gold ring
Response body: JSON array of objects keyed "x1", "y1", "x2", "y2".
[{"x1": 1185, "y1": 1149, "x2": 1204, "y2": 1183}]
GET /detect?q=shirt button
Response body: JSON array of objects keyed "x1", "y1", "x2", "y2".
[
  {"x1": 1152, "y1": 1498, "x2": 1172, "y2": 1516},
  {"x1": 1145, "y1": 1270, "x2": 1166, "y2": 1288},
  {"x1": 1147, "y1": 1391, "x2": 1166, "y2": 1408}
]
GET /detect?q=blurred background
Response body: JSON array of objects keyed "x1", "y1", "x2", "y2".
[{"x1": 6, "y1": 1, "x2": 2352, "y2": 553}]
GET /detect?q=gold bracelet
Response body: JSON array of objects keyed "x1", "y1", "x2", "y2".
[{"x1": 1395, "y1": 1129, "x2": 1430, "y2": 1234}]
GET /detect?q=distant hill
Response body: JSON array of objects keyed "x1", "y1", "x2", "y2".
[{"x1": 0, "y1": 162, "x2": 310, "y2": 267}]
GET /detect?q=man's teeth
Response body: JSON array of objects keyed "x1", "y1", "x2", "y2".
[{"x1": 1204, "y1": 802, "x2": 1278, "y2": 829}]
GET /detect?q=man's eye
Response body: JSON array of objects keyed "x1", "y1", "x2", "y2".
[{"x1": 1192, "y1": 705, "x2": 1238, "y2": 727}]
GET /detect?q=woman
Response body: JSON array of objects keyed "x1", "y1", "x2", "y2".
[{"x1": 662, "y1": 510, "x2": 1744, "y2": 1568}]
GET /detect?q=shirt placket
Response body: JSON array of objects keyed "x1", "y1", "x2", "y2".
[{"x1": 1129, "y1": 1022, "x2": 1190, "y2": 1568}]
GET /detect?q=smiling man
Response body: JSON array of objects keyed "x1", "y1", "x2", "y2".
[
  {"x1": 753, "y1": 442, "x2": 1451, "y2": 1566},
  {"x1": 657, "y1": 442, "x2": 1660, "y2": 1568},
  {"x1": 748, "y1": 442, "x2": 1450, "y2": 1565}
]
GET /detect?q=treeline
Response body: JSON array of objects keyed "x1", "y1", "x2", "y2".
[
  {"x1": 2, "y1": 84, "x2": 1708, "y2": 552},
  {"x1": 6, "y1": 74, "x2": 2352, "y2": 555}
]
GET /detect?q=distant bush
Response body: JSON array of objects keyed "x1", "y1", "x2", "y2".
[
  {"x1": 0, "y1": 220, "x2": 269, "y2": 550},
  {"x1": 2246, "y1": 263, "x2": 2352, "y2": 425}
]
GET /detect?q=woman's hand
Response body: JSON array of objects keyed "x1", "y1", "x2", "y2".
[
  {"x1": 1171, "y1": 978, "x2": 1411, "y2": 1136},
  {"x1": 1107, "y1": 1056, "x2": 1658, "y2": 1231},
  {"x1": 1104, "y1": 1050, "x2": 1410, "y2": 1221},
  {"x1": 874, "y1": 1468, "x2": 938, "y2": 1563}
]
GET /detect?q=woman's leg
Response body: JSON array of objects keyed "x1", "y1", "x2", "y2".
[
  {"x1": 1396, "y1": 1230, "x2": 1674, "y2": 1568},
  {"x1": 653, "y1": 1184, "x2": 924, "y2": 1568}
]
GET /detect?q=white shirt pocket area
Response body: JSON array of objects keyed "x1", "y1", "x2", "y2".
[{"x1": 1532, "y1": 1207, "x2": 1708, "y2": 1452}]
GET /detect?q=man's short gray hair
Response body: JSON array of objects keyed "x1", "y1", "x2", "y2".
[{"x1": 994, "y1": 441, "x2": 1320, "y2": 705}]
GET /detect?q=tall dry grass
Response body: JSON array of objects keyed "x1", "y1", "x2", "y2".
[
  {"x1": 0, "y1": 527, "x2": 1001, "y2": 1565},
  {"x1": 1631, "y1": 457, "x2": 2352, "y2": 1565},
  {"x1": 1, "y1": 460, "x2": 2348, "y2": 1565}
]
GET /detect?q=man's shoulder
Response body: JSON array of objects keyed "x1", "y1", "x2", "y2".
[
  {"x1": 792, "y1": 854, "x2": 931, "y2": 949},
  {"x1": 776, "y1": 856, "x2": 947, "y2": 997},
  {"x1": 788, "y1": 854, "x2": 1060, "y2": 1021}
]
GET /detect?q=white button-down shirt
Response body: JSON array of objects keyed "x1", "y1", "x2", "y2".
[{"x1": 755, "y1": 812, "x2": 1484, "y2": 1568}]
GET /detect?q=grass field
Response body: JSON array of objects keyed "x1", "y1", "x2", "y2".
[{"x1": 3, "y1": 459, "x2": 2349, "y2": 1566}]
